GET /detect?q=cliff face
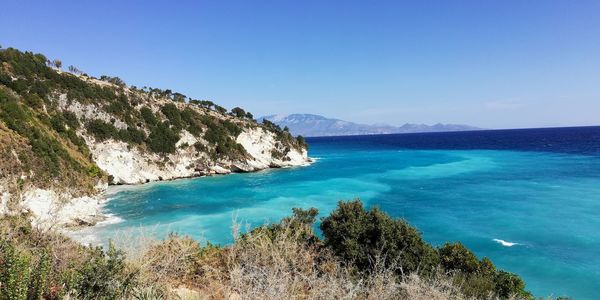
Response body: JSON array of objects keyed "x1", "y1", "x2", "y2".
[
  {"x1": 0, "y1": 48, "x2": 309, "y2": 228},
  {"x1": 53, "y1": 86, "x2": 308, "y2": 185}
]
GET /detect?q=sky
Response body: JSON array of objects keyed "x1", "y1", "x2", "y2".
[{"x1": 1, "y1": 0, "x2": 599, "y2": 129}]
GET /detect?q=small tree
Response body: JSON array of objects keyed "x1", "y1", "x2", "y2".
[
  {"x1": 200, "y1": 100, "x2": 215, "y2": 109},
  {"x1": 173, "y1": 92, "x2": 186, "y2": 102},
  {"x1": 214, "y1": 105, "x2": 227, "y2": 114},
  {"x1": 52, "y1": 59, "x2": 62, "y2": 69},
  {"x1": 296, "y1": 135, "x2": 306, "y2": 148},
  {"x1": 68, "y1": 65, "x2": 81, "y2": 74},
  {"x1": 231, "y1": 107, "x2": 246, "y2": 118}
]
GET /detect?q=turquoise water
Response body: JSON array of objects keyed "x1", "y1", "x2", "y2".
[{"x1": 90, "y1": 127, "x2": 600, "y2": 299}]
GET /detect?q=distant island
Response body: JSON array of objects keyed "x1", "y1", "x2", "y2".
[{"x1": 261, "y1": 114, "x2": 481, "y2": 137}]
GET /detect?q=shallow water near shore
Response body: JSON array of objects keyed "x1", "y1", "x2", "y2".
[{"x1": 86, "y1": 126, "x2": 600, "y2": 299}]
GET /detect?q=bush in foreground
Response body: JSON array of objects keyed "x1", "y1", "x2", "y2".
[
  {"x1": 0, "y1": 200, "x2": 534, "y2": 299},
  {"x1": 320, "y1": 200, "x2": 439, "y2": 276}
]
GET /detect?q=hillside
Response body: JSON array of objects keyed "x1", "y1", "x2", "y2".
[
  {"x1": 262, "y1": 113, "x2": 481, "y2": 137},
  {"x1": 0, "y1": 47, "x2": 309, "y2": 228}
]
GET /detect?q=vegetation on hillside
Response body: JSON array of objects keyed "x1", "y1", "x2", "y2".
[
  {"x1": 0, "y1": 47, "x2": 307, "y2": 196},
  {"x1": 0, "y1": 47, "x2": 305, "y2": 156},
  {"x1": 0, "y1": 200, "x2": 534, "y2": 299},
  {"x1": 0, "y1": 85, "x2": 100, "y2": 195},
  {"x1": 262, "y1": 119, "x2": 308, "y2": 160}
]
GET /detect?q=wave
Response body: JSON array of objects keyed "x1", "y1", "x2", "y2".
[
  {"x1": 493, "y1": 238, "x2": 518, "y2": 247},
  {"x1": 97, "y1": 213, "x2": 124, "y2": 226},
  {"x1": 64, "y1": 213, "x2": 124, "y2": 246}
]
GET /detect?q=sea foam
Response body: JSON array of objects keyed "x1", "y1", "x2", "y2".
[{"x1": 493, "y1": 238, "x2": 518, "y2": 247}]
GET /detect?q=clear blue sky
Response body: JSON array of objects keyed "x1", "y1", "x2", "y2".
[{"x1": 1, "y1": 0, "x2": 599, "y2": 128}]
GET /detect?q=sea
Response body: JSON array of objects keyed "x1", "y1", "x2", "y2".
[{"x1": 78, "y1": 126, "x2": 600, "y2": 299}]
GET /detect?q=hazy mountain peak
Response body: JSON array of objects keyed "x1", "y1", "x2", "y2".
[{"x1": 261, "y1": 114, "x2": 480, "y2": 137}]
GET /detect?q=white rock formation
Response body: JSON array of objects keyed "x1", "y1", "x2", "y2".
[
  {"x1": 236, "y1": 127, "x2": 308, "y2": 170},
  {"x1": 22, "y1": 188, "x2": 106, "y2": 229},
  {"x1": 91, "y1": 128, "x2": 309, "y2": 185}
]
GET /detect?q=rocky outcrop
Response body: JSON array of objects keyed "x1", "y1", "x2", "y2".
[
  {"x1": 0, "y1": 180, "x2": 109, "y2": 230},
  {"x1": 21, "y1": 188, "x2": 106, "y2": 228},
  {"x1": 8, "y1": 126, "x2": 309, "y2": 229},
  {"x1": 89, "y1": 127, "x2": 309, "y2": 185},
  {"x1": 236, "y1": 127, "x2": 309, "y2": 170}
]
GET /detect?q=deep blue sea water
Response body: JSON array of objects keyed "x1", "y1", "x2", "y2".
[{"x1": 84, "y1": 126, "x2": 600, "y2": 299}]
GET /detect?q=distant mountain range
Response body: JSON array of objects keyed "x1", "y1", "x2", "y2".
[{"x1": 261, "y1": 114, "x2": 481, "y2": 137}]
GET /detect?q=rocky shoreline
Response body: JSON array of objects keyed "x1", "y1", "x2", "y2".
[
  {"x1": 10, "y1": 149, "x2": 311, "y2": 236},
  {"x1": 1, "y1": 121, "x2": 311, "y2": 234}
]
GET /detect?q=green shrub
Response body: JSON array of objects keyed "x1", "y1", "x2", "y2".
[
  {"x1": 0, "y1": 92, "x2": 81, "y2": 177},
  {"x1": 64, "y1": 129, "x2": 90, "y2": 155},
  {"x1": 63, "y1": 111, "x2": 80, "y2": 129},
  {"x1": 0, "y1": 242, "x2": 50, "y2": 300},
  {"x1": 0, "y1": 93, "x2": 30, "y2": 134},
  {"x1": 50, "y1": 114, "x2": 67, "y2": 133},
  {"x1": 320, "y1": 200, "x2": 532, "y2": 299},
  {"x1": 201, "y1": 118, "x2": 246, "y2": 159},
  {"x1": 241, "y1": 208, "x2": 320, "y2": 246},
  {"x1": 28, "y1": 128, "x2": 72, "y2": 176},
  {"x1": 180, "y1": 107, "x2": 203, "y2": 135},
  {"x1": 86, "y1": 119, "x2": 118, "y2": 142},
  {"x1": 24, "y1": 93, "x2": 44, "y2": 109},
  {"x1": 118, "y1": 126, "x2": 146, "y2": 144},
  {"x1": 320, "y1": 199, "x2": 439, "y2": 275},
  {"x1": 29, "y1": 81, "x2": 50, "y2": 99},
  {"x1": 261, "y1": 119, "x2": 281, "y2": 131},
  {"x1": 87, "y1": 164, "x2": 103, "y2": 178},
  {"x1": 160, "y1": 103, "x2": 183, "y2": 130},
  {"x1": 28, "y1": 250, "x2": 50, "y2": 300},
  {"x1": 437, "y1": 242, "x2": 532, "y2": 298},
  {"x1": 494, "y1": 270, "x2": 529, "y2": 299},
  {"x1": 147, "y1": 122, "x2": 179, "y2": 154},
  {"x1": 438, "y1": 242, "x2": 480, "y2": 273},
  {"x1": 0, "y1": 242, "x2": 31, "y2": 300},
  {"x1": 296, "y1": 135, "x2": 307, "y2": 149},
  {"x1": 140, "y1": 106, "x2": 159, "y2": 126},
  {"x1": 222, "y1": 120, "x2": 242, "y2": 136},
  {"x1": 72, "y1": 242, "x2": 136, "y2": 299}
]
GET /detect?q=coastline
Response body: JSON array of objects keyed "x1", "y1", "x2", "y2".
[
  {"x1": 63, "y1": 156, "x2": 314, "y2": 245},
  {"x1": 4, "y1": 121, "x2": 311, "y2": 236},
  {"x1": 8, "y1": 151, "x2": 312, "y2": 241}
]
